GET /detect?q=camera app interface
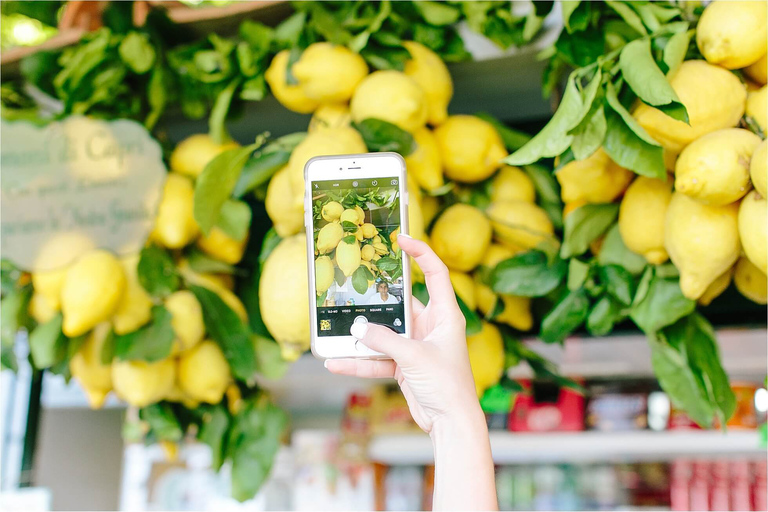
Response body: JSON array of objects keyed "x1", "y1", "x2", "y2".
[{"x1": 311, "y1": 178, "x2": 405, "y2": 337}]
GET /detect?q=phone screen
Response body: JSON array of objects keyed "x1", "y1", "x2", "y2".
[{"x1": 310, "y1": 177, "x2": 405, "y2": 337}]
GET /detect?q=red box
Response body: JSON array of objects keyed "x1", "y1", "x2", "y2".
[{"x1": 508, "y1": 380, "x2": 584, "y2": 432}]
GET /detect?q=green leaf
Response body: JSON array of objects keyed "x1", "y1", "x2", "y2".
[
  {"x1": 354, "y1": 118, "x2": 414, "y2": 156},
  {"x1": 216, "y1": 199, "x2": 252, "y2": 242},
  {"x1": 597, "y1": 225, "x2": 647, "y2": 275},
  {"x1": 586, "y1": 295, "x2": 626, "y2": 336},
  {"x1": 187, "y1": 249, "x2": 236, "y2": 275},
  {"x1": 567, "y1": 259, "x2": 590, "y2": 291},
  {"x1": 114, "y1": 306, "x2": 175, "y2": 362},
  {"x1": 375, "y1": 256, "x2": 399, "y2": 274},
  {"x1": 522, "y1": 164, "x2": 561, "y2": 206},
  {"x1": 138, "y1": 245, "x2": 179, "y2": 299},
  {"x1": 620, "y1": 38, "x2": 687, "y2": 122},
  {"x1": 145, "y1": 64, "x2": 167, "y2": 130},
  {"x1": 491, "y1": 251, "x2": 567, "y2": 297},
  {"x1": 101, "y1": 329, "x2": 115, "y2": 365},
  {"x1": 351, "y1": 266, "x2": 370, "y2": 295},
  {"x1": 663, "y1": 29, "x2": 691, "y2": 76},
  {"x1": 29, "y1": 314, "x2": 66, "y2": 369},
  {"x1": 480, "y1": 384, "x2": 515, "y2": 413},
  {"x1": 209, "y1": 78, "x2": 241, "y2": 145},
  {"x1": 505, "y1": 73, "x2": 584, "y2": 165},
  {"x1": 569, "y1": 68, "x2": 603, "y2": 132},
  {"x1": 334, "y1": 266, "x2": 346, "y2": 287},
  {"x1": 118, "y1": 32, "x2": 155, "y2": 74},
  {"x1": 198, "y1": 404, "x2": 230, "y2": 470},
  {"x1": 233, "y1": 133, "x2": 306, "y2": 197},
  {"x1": 509, "y1": 339, "x2": 585, "y2": 392},
  {"x1": 604, "y1": 82, "x2": 660, "y2": 146},
  {"x1": 239, "y1": 265, "x2": 270, "y2": 339},
  {"x1": 561, "y1": 1, "x2": 582, "y2": 32},
  {"x1": 540, "y1": 288, "x2": 590, "y2": 343},
  {"x1": 254, "y1": 335, "x2": 290, "y2": 380},
  {"x1": 413, "y1": 1, "x2": 460, "y2": 25},
  {"x1": 560, "y1": 203, "x2": 619, "y2": 258},
  {"x1": 190, "y1": 286, "x2": 257, "y2": 382},
  {"x1": 603, "y1": 107, "x2": 666, "y2": 180},
  {"x1": 598, "y1": 264, "x2": 635, "y2": 305},
  {"x1": 140, "y1": 403, "x2": 183, "y2": 441},
  {"x1": 194, "y1": 142, "x2": 261, "y2": 234},
  {"x1": 258, "y1": 228, "x2": 282, "y2": 271},
  {"x1": 341, "y1": 220, "x2": 359, "y2": 232},
  {"x1": 274, "y1": 11, "x2": 306, "y2": 47},
  {"x1": 342, "y1": 234, "x2": 357, "y2": 244},
  {"x1": 630, "y1": 275, "x2": 695, "y2": 334},
  {"x1": 456, "y1": 293, "x2": 482, "y2": 336},
  {"x1": 240, "y1": 75, "x2": 267, "y2": 101},
  {"x1": 1, "y1": 286, "x2": 32, "y2": 354},
  {"x1": 605, "y1": 1, "x2": 648, "y2": 35}
]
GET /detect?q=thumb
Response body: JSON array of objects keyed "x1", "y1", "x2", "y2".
[{"x1": 352, "y1": 322, "x2": 412, "y2": 362}]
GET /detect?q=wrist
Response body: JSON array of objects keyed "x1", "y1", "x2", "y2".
[{"x1": 429, "y1": 398, "x2": 487, "y2": 443}]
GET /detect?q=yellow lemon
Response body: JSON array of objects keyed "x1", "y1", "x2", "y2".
[
  {"x1": 31, "y1": 232, "x2": 96, "y2": 309},
  {"x1": 336, "y1": 240, "x2": 362, "y2": 277},
  {"x1": 482, "y1": 244, "x2": 519, "y2": 268},
  {"x1": 112, "y1": 358, "x2": 175, "y2": 408},
  {"x1": 338, "y1": 208, "x2": 360, "y2": 226},
  {"x1": 420, "y1": 195, "x2": 440, "y2": 227},
  {"x1": 350, "y1": 70, "x2": 428, "y2": 133},
  {"x1": 152, "y1": 173, "x2": 199, "y2": 249},
  {"x1": 434, "y1": 115, "x2": 507, "y2": 183},
  {"x1": 309, "y1": 104, "x2": 353, "y2": 133},
  {"x1": 490, "y1": 165, "x2": 536, "y2": 204},
  {"x1": 259, "y1": 235, "x2": 310, "y2": 360},
  {"x1": 744, "y1": 54, "x2": 767, "y2": 85},
  {"x1": 474, "y1": 277, "x2": 533, "y2": 331},
  {"x1": 61, "y1": 250, "x2": 126, "y2": 337},
  {"x1": 69, "y1": 323, "x2": 113, "y2": 409},
  {"x1": 449, "y1": 271, "x2": 477, "y2": 310},
  {"x1": 486, "y1": 201, "x2": 554, "y2": 251},
  {"x1": 112, "y1": 255, "x2": 153, "y2": 335},
  {"x1": 177, "y1": 340, "x2": 231, "y2": 404},
  {"x1": 354, "y1": 205, "x2": 365, "y2": 224},
  {"x1": 698, "y1": 267, "x2": 734, "y2": 307},
  {"x1": 321, "y1": 201, "x2": 345, "y2": 222},
  {"x1": 292, "y1": 43, "x2": 368, "y2": 103},
  {"x1": 164, "y1": 290, "x2": 205, "y2": 353},
  {"x1": 315, "y1": 256, "x2": 335, "y2": 295},
  {"x1": 196, "y1": 227, "x2": 247, "y2": 266},
  {"x1": 746, "y1": 85, "x2": 767, "y2": 133},
  {"x1": 361, "y1": 244, "x2": 376, "y2": 261},
  {"x1": 733, "y1": 257, "x2": 768, "y2": 305},
  {"x1": 619, "y1": 175, "x2": 673, "y2": 264},
  {"x1": 170, "y1": 134, "x2": 239, "y2": 178},
  {"x1": 697, "y1": 1, "x2": 767, "y2": 69},
  {"x1": 31, "y1": 270, "x2": 67, "y2": 313},
  {"x1": 362, "y1": 223, "x2": 378, "y2": 239},
  {"x1": 403, "y1": 41, "x2": 453, "y2": 126},
  {"x1": 738, "y1": 190, "x2": 767, "y2": 274},
  {"x1": 467, "y1": 322, "x2": 505, "y2": 398},
  {"x1": 751, "y1": 140, "x2": 767, "y2": 198},
  {"x1": 265, "y1": 166, "x2": 304, "y2": 237},
  {"x1": 675, "y1": 128, "x2": 761, "y2": 205},
  {"x1": 556, "y1": 148, "x2": 634, "y2": 203},
  {"x1": 430, "y1": 204, "x2": 492, "y2": 271},
  {"x1": 287, "y1": 127, "x2": 367, "y2": 194},
  {"x1": 265, "y1": 50, "x2": 320, "y2": 114},
  {"x1": 28, "y1": 292, "x2": 58, "y2": 324},
  {"x1": 316, "y1": 222, "x2": 344, "y2": 254},
  {"x1": 634, "y1": 60, "x2": 747, "y2": 153},
  {"x1": 664, "y1": 192, "x2": 740, "y2": 300},
  {"x1": 405, "y1": 127, "x2": 444, "y2": 192}
]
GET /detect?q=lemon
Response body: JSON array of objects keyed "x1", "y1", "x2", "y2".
[
  {"x1": 336, "y1": 240, "x2": 362, "y2": 277},
  {"x1": 316, "y1": 222, "x2": 344, "y2": 254},
  {"x1": 178, "y1": 262, "x2": 248, "y2": 323},
  {"x1": 152, "y1": 173, "x2": 199, "y2": 249},
  {"x1": 112, "y1": 358, "x2": 175, "y2": 408},
  {"x1": 697, "y1": 1, "x2": 767, "y2": 69},
  {"x1": 321, "y1": 201, "x2": 344, "y2": 222},
  {"x1": 170, "y1": 134, "x2": 239, "y2": 178},
  {"x1": 490, "y1": 165, "x2": 536, "y2": 204},
  {"x1": 675, "y1": 128, "x2": 761, "y2": 205},
  {"x1": 309, "y1": 104, "x2": 353, "y2": 133},
  {"x1": 265, "y1": 50, "x2": 320, "y2": 114},
  {"x1": 449, "y1": 271, "x2": 477, "y2": 310},
  {"x1": 486, "y1": 201, "x2": 554, "y2": 251},
  {"x1": 746, "y1": 85, "x2": 767, "y2": 133},
  {"x1": 361, "y1": 223, "x2": 378, "y2": 239},
  {"x1": 556, "y1": 148, "x2": 634, "y2": 203},
  {"x1": 350, "y1": 70, "x2": 428, "y2": 133},
  {"x1": 420, "y1": 195, "x2": 440, "y2": 227},
  {"x1": 292, "y1": 43, "x2": 368, "y2": 103},
  {"x1": 339, "y1": 208, "x2": 361, "y2": 226},
  {"x1": 403, "y1": 41, "x2": 453, "y2": 126},
  {"x1": 751, "y1": 140, "x2": 767, "y2": 198},
  {"x1": 197, "y1": 227, "x2": 247, "y2": 265},
  {"x1": 69, "y1": 323, "x2": 113, "y2": 409},
  {"x1": 164, "y1": 290, "x2": 205, "y2": 353},
  {"x1": 634, "y1": 60, "x2": 747, "y2": 153},
  {"x1": 698, "y1": 267, "x2": 734, "y2": 307},
  {"x1": 287, "y1": 127, "x2": 367, "y2": 195},
  {"x1": 165, "y1": 383, "x2": 199, "y2": 409},
  {"x1": 482, "y1": 244, "x2": 518, "y2": 268},
  {"x1": 434, "y1": 115, "x2": 507, "y2": 183},
  {"x1": 177, "y1": 340, "x2": 231, "y2": 404},
  {"x1": 32, "y1": 232, "x2": 96, "y2": 309},
  {"x1": 28, "y1": 292, "x2": 57, "y2": 324},
  {"x1": 61, "y1": 250, "x2": 126, "y2": 337},
  {"x1": 663, "y1": 149, "x2": 679, "y2": 172},
  {"x1": 259, "y1": 235, "x2": 310, "y2": 360},
  {"x1": 430, "y1": 204, "x2": 492, "y2": 271},
  {"x1": 405, "y1": 127, "x2": 444, "y2": 192},
  {"x1": 112, "y1": 255, "x2": 153, "y2": 335},
  {"x1": 355, "y1": 206, "x2": 365, "y2": 224},
  {"x1": 315, "y1": 256, "x2": 335, "y2": 295},
  {"x1": 361, "y1": 244, "x2": 376, "y2": 261},
  {"x1": 738, "y1": 190, "x2": 767, "y2": 274},
  {"x1": 265, "y1": 166, "x2": 304, "y2": 237},
  {"x1": 30, "y1": 269, "x2": 66, "y2": 313},
  {"x1": 474, "y1": 278, "x2": 533, "y2": 331},
  {"x1": 619, "y1": 175, "x2": 673, "y2": 264},
  {"x1": 664, "y1": 192, "x2": 740, "y2": 300},
  {"x1": 733, "y1": 257, "x2": 768, "y2": 305},
  {"x1": 744, "y1": 54, "x2": 767, "y2": 85},
  {"x1": 466, "y1": 321, "x2": 505, "y2": 398}
]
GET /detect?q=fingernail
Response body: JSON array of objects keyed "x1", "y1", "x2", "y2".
[
  {"x1": 397, "y1": 233, "x2": 412, "y2": 240},
  {"x1": 323, "y1": 360, "x2": 330, "y2": 368},
  {"x1": 350, "y1": 322, "x2": 368, "y2": 339}
]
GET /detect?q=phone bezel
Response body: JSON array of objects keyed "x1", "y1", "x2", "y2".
[{"x1": 304, "y1": 152, "x2": 412, "y2": 360}]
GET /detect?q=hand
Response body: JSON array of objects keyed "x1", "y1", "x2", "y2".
[{"x1": 325, "y1": 234, "x2": 481, "y2": 434}]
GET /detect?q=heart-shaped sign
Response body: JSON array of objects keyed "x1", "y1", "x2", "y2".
[{"x1": 1, "y1": 116, "x2": 166, "y2": 271}]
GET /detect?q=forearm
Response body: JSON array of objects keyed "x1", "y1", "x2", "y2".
[{"x1": 430, "y1": 405, "x2": 498, "y2": 511}]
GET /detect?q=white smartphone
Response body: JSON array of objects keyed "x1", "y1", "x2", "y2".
[{"x1": 304, "y1": 152, "x2": 412, "y2": 360}]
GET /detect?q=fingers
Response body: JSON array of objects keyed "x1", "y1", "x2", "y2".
[
  {"x1": 412, "y1": 296, "x2": 426, "y2": 315},
  {"x1": 325, "y1": 358, "x2": 396, "y2": 379},
  {"x1": 352, "y1": 322, "x2": 412, "y2": 361},
  {"x1": 397, "y1": 235, "x2": 458, "y2": 311}
]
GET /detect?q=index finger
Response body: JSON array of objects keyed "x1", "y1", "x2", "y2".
[{"x1": 398, "y1": 234, "x2": 459, "y2": 311}]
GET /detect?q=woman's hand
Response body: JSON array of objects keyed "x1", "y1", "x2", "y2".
[{"x1": 324, "y1": 234, "x2": 480, "y2": 433}]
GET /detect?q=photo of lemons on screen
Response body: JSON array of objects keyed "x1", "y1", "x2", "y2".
[{"x1": 311, "y1": 179, "x2": 404, "y2": 337}]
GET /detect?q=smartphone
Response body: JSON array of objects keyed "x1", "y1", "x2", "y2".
[{"x1": 305, "y1": 152, "x2": 412, "y2": 360}]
